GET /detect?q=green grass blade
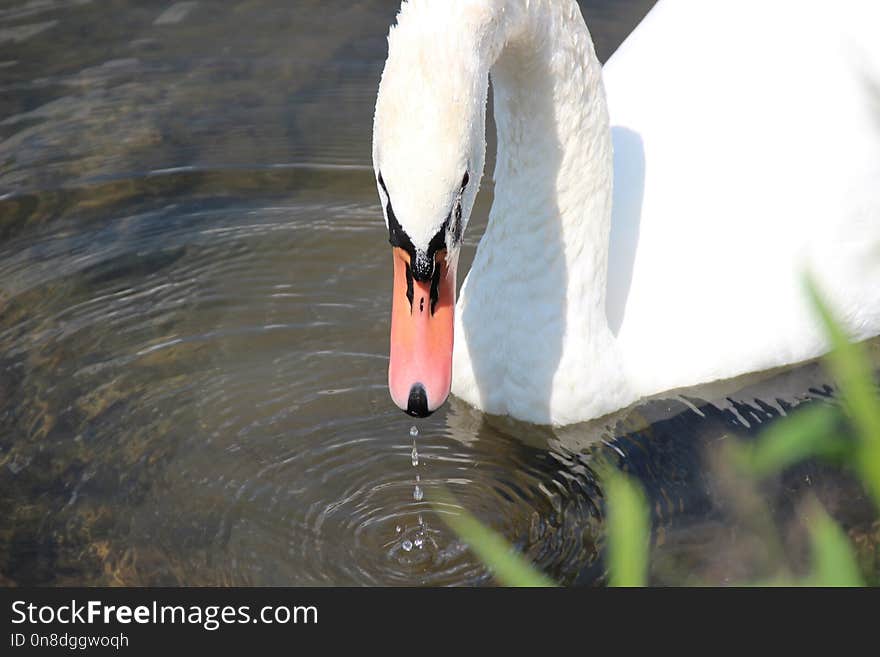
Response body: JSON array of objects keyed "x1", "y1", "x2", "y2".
[
  {"x1": 804, "y1": 274, "x2": 880, "y2": 507},
  {"x1": 804, "y1": 503, "x2": 864, "y2": 587},
  {"x1": 605, "y1": 470, "x2": 650, "y2": 587},
  {"x1": 432, "y1": 489, "x2": 556, "y2": 587}
]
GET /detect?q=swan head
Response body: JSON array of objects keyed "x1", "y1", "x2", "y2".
[{"x1": 372, "y1": 4, "x2": 489, "y2": 416}]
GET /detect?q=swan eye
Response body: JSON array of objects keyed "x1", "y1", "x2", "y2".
[
  {"x1": 451, "y1": 202, "x2": 463, "y2": 244},
  {"x1": 449, "y1": 171, "x2": 468, "y2": 245}
]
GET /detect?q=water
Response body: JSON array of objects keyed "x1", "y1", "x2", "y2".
[{"x1": 1, "y1": 0, "x2": 878, "y2": 586}]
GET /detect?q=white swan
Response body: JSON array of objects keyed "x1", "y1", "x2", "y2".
[{"x1": 372, "y1": 0, "x2": 880, "y2": 426}]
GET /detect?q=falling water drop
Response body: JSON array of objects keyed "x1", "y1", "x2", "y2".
[
  {"x1": 413, "y1": 474, "x2": 423, "y2": 502},
  {"x1": 411, "y1": 441, "x2": 419, "y2": 467},
  {"x1": 409, "y1": 425, "x2": 419, "y2": 438}
]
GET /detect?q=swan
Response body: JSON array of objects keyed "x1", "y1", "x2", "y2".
[{"x1": 372, "y1": 0, "x2": 880, "y2": 426}]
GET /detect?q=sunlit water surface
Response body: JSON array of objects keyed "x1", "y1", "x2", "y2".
[{"x1": 1, "y1": 0, "x2": 877, "y2": 586}]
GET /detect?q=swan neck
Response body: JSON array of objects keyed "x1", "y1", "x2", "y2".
[{"x1": 485, "y1": 0, "x2": 614, "y2": 315}]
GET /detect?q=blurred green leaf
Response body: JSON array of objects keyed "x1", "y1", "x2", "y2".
[
  {"x1": 803, "y1": 503, "x2": 864, "y2": 587},
  {"x1": 735, "y1": 403, "x2": 849, "y2": 477},
  {"x1": 804, "y1": 274, "x2": 880, "y2": 507},
  {"x1": 605, "y1": 470, "x2": 650, "y2": 587},
  {"x1": 432, "y1": 489, "x2": 556, "y2": 587}
]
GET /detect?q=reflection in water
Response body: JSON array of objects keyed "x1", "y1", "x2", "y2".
[{"x1": 0, "y1": 0, "x2": 877, "y2": 586}]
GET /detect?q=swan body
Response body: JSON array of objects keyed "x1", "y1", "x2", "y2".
[{"x1": 373, "y1": 0, "x2": 880, "y2": 426}]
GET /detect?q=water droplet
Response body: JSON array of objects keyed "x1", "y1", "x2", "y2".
[
  {"x1": 395, "y1": 525, "x2": 402, "y2": 534},
  {"x1": 409, "y1": 425, "x2": 419, "y2": 438},
  {"x1": 413, "y1": 485, "x2": 423, "y2": 502},
  {"x1": 411, "y1": 441, "x2": 419, "y2": 467},
  {"x1": 402, "y1": 540, "x2": 413, "y2": 552},
  {"x1": 414, "y1": 537, "x2": 424, "y2": 549}
]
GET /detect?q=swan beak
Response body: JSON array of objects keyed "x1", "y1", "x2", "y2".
[{"x1": 388, "y1": 247, "x2": 456, "y2": 417}]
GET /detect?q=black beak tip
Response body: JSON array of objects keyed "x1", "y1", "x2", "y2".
[{"x1": 406, "y1": 383, "x2": 432, "y2": 418}]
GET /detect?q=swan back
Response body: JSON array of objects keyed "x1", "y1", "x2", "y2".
[{"x1": 603, "y1": 0, "x2": 880, "y2": 395}]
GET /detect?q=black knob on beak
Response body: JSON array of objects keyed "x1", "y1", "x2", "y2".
[{"x1": 406, "y1": 383, "x2": 432, "y2": 417}]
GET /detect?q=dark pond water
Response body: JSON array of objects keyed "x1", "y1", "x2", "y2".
[{"x1": 1, "y1": 0, "x2": 877, "y2": 586}]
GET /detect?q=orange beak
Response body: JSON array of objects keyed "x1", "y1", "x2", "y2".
[{"x1": 388, "y1": 246, "x2": 456, "y2": 417}]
